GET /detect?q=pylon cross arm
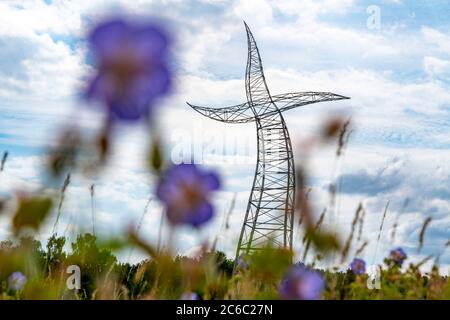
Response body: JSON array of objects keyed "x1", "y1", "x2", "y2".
[{"x1": 187, "y1": 92, "x2": 349, "y2": 124}]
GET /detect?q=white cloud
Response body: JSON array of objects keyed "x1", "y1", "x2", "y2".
[
  {"x1": 0, "y1": 1, "x2": 82, "y2": 36},
  {"x1": 234, "y1": 0, "x2": 273, "y2": 26},
  {"x1": 0, "y1": 4, "x2": 88, "y2": 106},
  {"x1": 421, "y1": 26, "x2": 450, "y2": 54},
  {"x1": 270, "y1": 0, "x2": 356, "y2": 22},
  {"x1": 423, "y1": 56, "x2": 450, "y2": 78}
]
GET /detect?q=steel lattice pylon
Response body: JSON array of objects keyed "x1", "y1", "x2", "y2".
[{"x1": 187, "y1": 22, "x2": 349, "y2": 260}]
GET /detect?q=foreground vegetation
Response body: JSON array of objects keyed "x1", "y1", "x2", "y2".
[{"x1": 0, "y1": 234, "x2": 448, "y2": 300}]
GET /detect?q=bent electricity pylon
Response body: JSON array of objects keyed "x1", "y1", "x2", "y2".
[{"x1": 187, "y1": 22, "x2": 349, "y2": 260}]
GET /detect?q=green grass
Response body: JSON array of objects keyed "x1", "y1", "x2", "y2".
[{"x1": 0, "y1": 233, "x2": 448, "y2": 300}]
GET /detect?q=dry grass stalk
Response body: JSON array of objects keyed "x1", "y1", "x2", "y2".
[
  {"x1": 373, "y1": 200, "x2": 390, "y2": 262},
  {"x1": 52, "y1": 173, "x2": 71, "y2": 234},
  {"x1": 126, "y1": 196, "x2": 153, "y2": 264},
  {"x1": 341, "y1": 203, "x2": 363, "y2": 263},
  {"x1": 314, "y1": 208, "x2": 327, "y2": 232},
  {"x1": 416, "y1": 255, "x2": 433, "y2": 268},
  {"x1": 128, "y1": 229, "x2": 158, "y2": 258},
  {"x1": 355, "y1": 241, "x2": 369, "y2": 257},
  {"x1": 302, "y1": 208, "x2": 326, "y2": 244},
  {"x1": 328, "y1": 183, "x2": 336, "y2": 211},
  {"x1": 377, "y1": 200, "x2": 390, "y2": 243},
  {"x1": 357, "y1": 205, "x2": 367, "y2": 242},
  {"x1": 90, "y1": 184, "x2": 95, "y2": 235},
  {"x1": 225, "y1": 193, "x2": 236, "y2": 230},
  {"x1": 137, "y1": 196, "x2": 153, "y2": 233},
  {"x1": 298, "y1": 188, "x2": 311, "y2": 227},
  {"x1": 418, "y1": 216, "x2": 432, "y2": 253},
  {"x1": 0, "y1": 151, "x2": 8, "y2": 172},
  {"x1": 336, "y1": 118, "x2": 352, "y2": 157},
  {"x1": 302, "y1": 236, "x2": 312, "y2": 262},
  {"x1": 391, "y1": 198, "x2": 409, "y2": 243}
]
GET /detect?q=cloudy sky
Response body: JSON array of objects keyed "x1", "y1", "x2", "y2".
[{"x1": 0, "y1": 0, "x2": 449, "y2": 273}]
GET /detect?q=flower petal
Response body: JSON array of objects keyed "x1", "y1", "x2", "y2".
[
  {"x1": 133, "y1": 24, "x2": 170, "y2": 64},
  {"x1": 89, "y1": 19, "x2": 130, "y2": 61},
  {"x1": 188, "y1": 202, "x2": 214, "y2": 227},
  {"x1": 201, "y1": 171, "x2": 221, "y2": 191}
]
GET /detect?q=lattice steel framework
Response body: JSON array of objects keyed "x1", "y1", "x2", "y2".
[{"x1": 187, "y1": 22, "x2": 349, "y2": 260}]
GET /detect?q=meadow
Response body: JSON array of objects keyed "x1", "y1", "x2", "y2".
[{"x1": 0, "y1": 232, "x2": 448, "y2": 300}]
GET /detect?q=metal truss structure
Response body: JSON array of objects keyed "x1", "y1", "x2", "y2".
[{"x1": 187, "y1": 22, "x2": 349, "y2": 260}]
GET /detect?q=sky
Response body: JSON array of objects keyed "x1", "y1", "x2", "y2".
[{"x1": 0, "y1": 0, "x2": 449, "y2": 273}]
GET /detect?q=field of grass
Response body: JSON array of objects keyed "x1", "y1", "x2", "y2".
[{"x1": 0, "y1": 231, "x2": 448, "y2": 300}]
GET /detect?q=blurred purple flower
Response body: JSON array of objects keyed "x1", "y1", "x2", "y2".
[
  {"x1": 8, "y1": 271, "x2": 26, "y2": 291},
  {"x1": 350, "y1": 258, "x2": 366, "y2": 275},
  {"x1": 180, "y1": 292, "x2": 198, "y2": 300},
  {"x1": 279, "y1": 265, "x2": 324, "y2": 300},
  {"x1": 156, "y1": 164, "x2": 220, "y2": 227},
  {"x1": 389, "y1": 247, "x2": 407, "y2": 266},
  {"x1": 85, "y1": 18, "x2": 172, "y2": 121},
  {"x1": 236, "y1": 255, "x2": 249, "y2": 271}
]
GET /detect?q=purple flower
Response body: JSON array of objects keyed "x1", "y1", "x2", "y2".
[
  {"x1": 180, "y1": 292, "x2": 198, "y2": 300},
  {"x1": 8, "y1": 272, "x2": 26, "y2": 291},
  {"x1": 279, "y1": 265, "x2": 324, "y2": 300},
  {"x1": 350, "y1": 258, "x2": 366, "y2": 275},
  {"x1": 235, "y1": 255, "x2": 249, "y2": 270},
  {"x1": 389, "y1": 247, "x2": 407, "y2": 266},
  {"x1": 156, "y1": 164, "x2": 220, "y2": 227},
  {"x1": 85, "y1": 18, "x2": 172, "y2": 121}
]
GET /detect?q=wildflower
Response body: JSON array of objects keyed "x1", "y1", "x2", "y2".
[
  {"x1": 180, "y1": 292, "x2": 198, "y2": 300},
  {"x1": 8, "y1": 272, "x2": 26, "y2": 291},
  {"x1": 156, "y1": 164, "x2": 220, "y2": 227},
  {"x1": 279, "y1": 264, "x2": 324, "y2": 300},
  {"x1": 389, "y1": 247, "x2": 407, "y2": 266},
  {"x1": 350, "y1": 257, "x2": 366, "y2": 275},
  {"x1": 235, "y1": 255, "x2": 249, "y2": 270},
  {"x1": 85, "y1": 18, "x2": 172, "y2": 121}
]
